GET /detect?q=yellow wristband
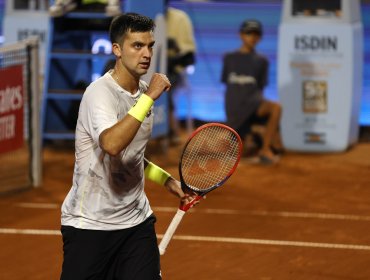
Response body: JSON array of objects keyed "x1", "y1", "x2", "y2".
[
  {"x1": 145, "y1": 162, "x2": 171, "y2": 185},
  {"x1": 128, "y1": 94, "x2": 154, "y2": 122}
]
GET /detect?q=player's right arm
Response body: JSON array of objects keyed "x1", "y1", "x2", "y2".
[{"x1": 99, "y1": 73, "x2": 171, "y2": 156}]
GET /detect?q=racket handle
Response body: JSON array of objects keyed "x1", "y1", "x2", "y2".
[{"x1": 158, "y1": 208, "x2": 186, "y2": 255}]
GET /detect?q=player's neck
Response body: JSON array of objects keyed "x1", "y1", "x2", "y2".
[
  {"x1": 239, "y1": 45, "x2": 254, "y2": 53},
  {"x1": 112, "y1": 66, "x2": 140, "y2": 94}
]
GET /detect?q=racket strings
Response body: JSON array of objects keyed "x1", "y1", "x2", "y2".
[
  {"x1": 181, "y1": 126, "x2": 240, "y2": 191},
  {"x1": 183, "y1": 138, "x2": 238, "y2": 189}
]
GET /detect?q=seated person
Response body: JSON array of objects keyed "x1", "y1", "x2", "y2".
[{"x1": 221, "y1": 19, "x2": 283, "y2": 164}]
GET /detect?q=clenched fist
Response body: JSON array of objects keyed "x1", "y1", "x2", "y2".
[{"x1": 146, "y1": 73, "x2": 171, "y2": 100}]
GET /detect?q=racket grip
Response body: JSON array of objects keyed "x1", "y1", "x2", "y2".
[{"x1": 158, "y1": 208, "x2": 186, "y2": 255}]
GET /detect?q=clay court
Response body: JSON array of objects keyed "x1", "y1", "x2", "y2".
[{"x1": 1, "y1": 131, "x2": 370, "y2": 280}]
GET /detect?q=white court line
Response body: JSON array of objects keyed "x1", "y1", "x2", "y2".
[
  {"x1": 1, "y1": 228, "x2": 370, "y2": 251},
  {"x1": 0, "y1": 228, "x2": 60, "y2": 235},
  {"x1": 153, "y1": 207, "x2": 248, "y2": 216},
  {"x1": 16, "y1": 202, "x2": 60, "y2": 209},
  {"x1": 248, "y1": 210, "x2": 370, "y2": 222},
  {"x1": 152, "y1": 207, "x2": 370, "y2": 222},
  {"x1": 13, "y1": 203, "x2": 370, "y2": 222},
  {"x1": 158, "y1": 234, "x2": 370, "y2": 251}
]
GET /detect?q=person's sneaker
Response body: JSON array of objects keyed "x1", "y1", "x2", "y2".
[
  {"x1": 49, "y1": 0, "x2": 77, "y2": 17},
  {"x1": 259, "y1": 154, "x2": 280, "y2": 165},
  {"x1": 105, "y1": 1, "x2": 121, "y2": 17}
]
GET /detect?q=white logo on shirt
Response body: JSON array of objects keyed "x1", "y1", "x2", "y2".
[{"x1": 228, "y1": 72, "x2": 256, "y2": 85}]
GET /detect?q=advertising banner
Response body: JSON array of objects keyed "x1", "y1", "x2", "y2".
[
  {"x1": 3, "y1": 12, "x2": 49, "y2": 74},
  {"x1": 278, "y1": 23, "x2": 363, "y2": 151},
  {"x1": 0, "y1": 65, "x2": 24, "y2": 154}
]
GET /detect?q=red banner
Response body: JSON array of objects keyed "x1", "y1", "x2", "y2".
[{"x1": 0, "y1": 65, "x2": 24, "y2": 154}]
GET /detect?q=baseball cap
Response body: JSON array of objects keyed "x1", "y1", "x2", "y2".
[{"x1": 239, "y1": 19, "x2": 263, "y2": 36}]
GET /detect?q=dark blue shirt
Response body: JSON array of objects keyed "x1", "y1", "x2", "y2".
[{"x1": 221, "y1": 50, "x2": 268, "y2": 129}]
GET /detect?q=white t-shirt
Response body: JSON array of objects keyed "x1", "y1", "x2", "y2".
[{"x1": 61, "y1": 71, "x2": 154, "y2": 230}]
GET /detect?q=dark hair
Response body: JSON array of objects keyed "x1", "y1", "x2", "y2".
[{"x1": 109, "y1": 13, "x2": 155, "y2": 44}]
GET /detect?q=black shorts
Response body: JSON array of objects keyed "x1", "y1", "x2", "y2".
[{"x1": 60, "y1": 215, "x2": 161, "y2": 280}]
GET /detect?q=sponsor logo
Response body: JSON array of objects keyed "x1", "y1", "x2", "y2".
[
  {"x1": 295, "y1": 35, "x2": 337, "y2": 51},
  {"x1": 302, "y1": 80, "x2": 327, "y2": 113},
  {"x1": 0, "y1": 86, "x2": 23, "y2": 114},
  {"x1": 304, "y1": 132, "x2": 326, "y2": 144},
  {"x1": 227, "y1": 72, "x2": 256, "y2": 85},
  {"x1": 17, "y1": 29, "x2": 46, "y2": 43}
]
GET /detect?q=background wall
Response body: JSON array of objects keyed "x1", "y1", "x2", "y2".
[
  {"x1": 171, "y1": 1, "x2": 370, "y2": 126},
  {"x1": 0, "y1": 0, "x2": 369, "y2": 125}
]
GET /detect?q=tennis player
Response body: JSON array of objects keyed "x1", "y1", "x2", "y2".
[{"x1": 60, "y1": 13, "x2": 197, "y2": 280}]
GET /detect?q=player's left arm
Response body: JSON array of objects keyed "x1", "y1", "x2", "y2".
[{"x1": 144, "y1": 158, "x2": 196, "y2": 205}]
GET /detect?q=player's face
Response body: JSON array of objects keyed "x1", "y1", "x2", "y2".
[
  {"x1": 117, "y1": 31, "x2": 155, "y2": 78},
  {"x1": 240, "y1": 32, "x2": 261, "y2": 49}
]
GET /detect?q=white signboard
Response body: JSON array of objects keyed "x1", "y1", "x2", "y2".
[
  {"x1": 278, "y1": 23, "x2": 363, "y2": 151},
  {"x1": 3, "y1": 12, "x2": 49, "y2": 74}
]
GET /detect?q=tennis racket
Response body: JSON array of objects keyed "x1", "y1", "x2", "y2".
[{"x1": 158, "y1": 123, "x2": 243, "y2": 255}]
